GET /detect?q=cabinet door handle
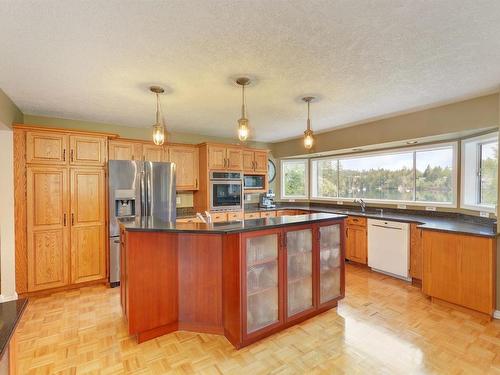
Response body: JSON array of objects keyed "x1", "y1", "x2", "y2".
[
  {"x1": 345, "y1": 228, "x2": 348, "y2": 238},
  {"x1": 63, "y1": 213, "x2": 67, "y2": 226},
  {"x1": 63, "y1": 149, "x2": 66, "y2": 161},
  {"x1": 195, "y1": 178, "x2": 198, "y2": 189},
  {"x1": 70, "y1": 149, "x2": 74, "y2": 162},
  {"x1": 71, "y1": 213, "x2": 75, "y2": 225}
]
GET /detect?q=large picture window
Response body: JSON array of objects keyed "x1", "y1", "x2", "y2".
[
  {"x1": 281, "y1": 159, "x2": 309, "y2": 199},
  {"x1": 311, "y1": 143, "x2": 457, "y2": 206},
  {"x1": 461, "y1": 133, "x2": 498, "y2": 212}
]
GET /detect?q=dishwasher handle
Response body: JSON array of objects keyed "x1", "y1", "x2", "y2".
[{"x1": 370, "y1": 223, "x2": 403, "y2": 231}]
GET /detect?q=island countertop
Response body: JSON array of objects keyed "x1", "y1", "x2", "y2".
[{"x1": 119, "y1": 212, "x2": 347, "y2": 234}]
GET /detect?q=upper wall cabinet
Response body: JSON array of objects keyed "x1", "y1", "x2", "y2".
[
  {"x1": 242, "y1": 149, "x2": 268, "y2": 174},
  {"x1": 26, "y1": 132, "x2": 68, "y2": 165},
  {"x1": 167, "y1": 145, "x2": 199, "y2": 190},
  {"x1": 69, "y1": 135, "x2": 107, "y2": 166},
  {"x1": 26, "y1": 132, "x2": 107, "y2": 166},
  {"x1": 142, "y1": 144, "x2": 164, "y2": 162},
  {"x1": 208, "y1": 144, "x2": 242, "y2": 170},
  {"x1": 109, "y1": 140, "x2": 139, "y2": 161},
  {"x1": 109, "y1": 139, "x2": 165, "y2": 162}
]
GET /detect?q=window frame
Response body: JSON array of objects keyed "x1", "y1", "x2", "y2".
[
  {"x1": 460, "y1": 132, "x2": 498, "y2": 213},
  {"x1": 280, "y1": 158, "x2": 310, "y2": 199},
  {"x1": 310, "y1": 142, "x2": 458, "y2": 208}
]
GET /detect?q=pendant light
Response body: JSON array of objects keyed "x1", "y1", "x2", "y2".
[
  {"x1": 150, "y1": 86, "x2": 166, "y2": 145},
  {"x1": 236, "y1": 77, "x2": 251, "y2": 141},
  {"x1": 302, "y1": 96, "x2": 315, "y2": 150}
]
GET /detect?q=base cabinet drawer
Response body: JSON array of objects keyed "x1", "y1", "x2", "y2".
[
  {"x1": 260, "y1": 211, "x2": 276, "y2": 218},
  {"x1": 346, "y1": 216, "x2": 366, "y2": 227},
  {"x1": 244, "y1": 212, "x2": 260, "y2": 220},
  {"x1": 211, "y1": 212, "x2": 228, "y2": 222},
  {"x1": 227, "y1": 211, "x2": 243, "y2": 221}
]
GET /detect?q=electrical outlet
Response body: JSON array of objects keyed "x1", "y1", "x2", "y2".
[
  {"x1": 397, "y1": 204, "x2": 407, "y2": 209},
  {"x1": 246, "y1": 194, "x2": 252, "y2": 201},
  {"x1": 480, "y1": 211, "x2": 490, "y2": 218},
  {"x1": 425, "y1": 206, "x2": 436, "y2": 211},
  {"x1": 288, "y1": 199, "x2": 295, "y2": 202},
  {"x1": 176, "y1": 196, "x2": 181, "y2": 205},
  {"x1": 337, "y1": 201, "x2": 344, "y2": 205}
]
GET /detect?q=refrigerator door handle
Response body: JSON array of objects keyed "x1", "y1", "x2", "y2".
[
  {"x1": 145, "y1": 163, "x2": 151, "y2": 217},
  {"x1": 140, "y1": 170, "x2": 146, "y2": 216}
]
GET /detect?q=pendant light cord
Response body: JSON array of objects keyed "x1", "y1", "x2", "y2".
[
  {"x1": 307, "y1": 100, "x2": 311, "y2": 131},
  {"x1": 241, "y1": 84, "x2": 247, "y2": 119}
]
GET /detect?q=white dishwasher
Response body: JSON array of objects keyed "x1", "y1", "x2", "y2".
[{"x1": 367, "y1": 219, "x2": 410, "y2": 281}]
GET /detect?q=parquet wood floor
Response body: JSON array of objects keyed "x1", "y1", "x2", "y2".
[{"x1": 15, "y1": 264, "x2": 500, "y2": 374}]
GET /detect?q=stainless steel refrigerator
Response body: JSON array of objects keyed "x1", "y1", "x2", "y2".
[{"x1": 108, "y1": 160, "x2": 176, "y2": 286}]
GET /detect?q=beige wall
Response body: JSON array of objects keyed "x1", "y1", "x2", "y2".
[
  {"x1": 23, "y1": 114, "x2": 270, "y2": 149},
  {"x1": 0, "y1": 89, "x2": 21, "y2": 300},
  {"x1": 0, "y1": 88, "x2": 23, "y2": 129},
  {"x1": 272, "y1": 94, "x2": 499, "y2": 158},
  {"x1": 0, "y1": 129, "x2": 17, "y2": 301}
]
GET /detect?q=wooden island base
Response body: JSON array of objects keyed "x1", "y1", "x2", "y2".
[{"x1": 120, "y1": 216, "x2": 345, "y2": 348}]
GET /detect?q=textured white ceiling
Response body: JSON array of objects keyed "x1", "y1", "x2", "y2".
[{"x1": 1, "y1": 0, "x2": 500, "y2": 142}]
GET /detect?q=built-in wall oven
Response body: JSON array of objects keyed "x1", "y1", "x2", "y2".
[{"x1": 210, "y1": 171, "x2": 243, "y2": 211}]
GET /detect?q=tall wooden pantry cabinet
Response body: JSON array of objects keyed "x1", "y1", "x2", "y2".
[{"x1": 14, "y1": 125, "x2": 111, "y2": 294}]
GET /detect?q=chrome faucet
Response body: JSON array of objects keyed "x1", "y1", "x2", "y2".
[{"x1": 354, "y1": 198, "x2": 366, "y2": 213}]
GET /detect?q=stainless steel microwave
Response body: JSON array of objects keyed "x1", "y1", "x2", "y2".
[
  {"x1": 243, "y1": 174, "x2": 266, "y2": 190},
  {"x1": 210, "y1": 171, "x2": 243, "y2": 211}
]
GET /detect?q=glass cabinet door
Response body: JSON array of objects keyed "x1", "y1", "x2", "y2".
[
  {"x1": 286, "y1": 228, "x2": 313, "y2": 317},
  {"x1": 319, "y1": 224, "x2": 342, "y2": 304},
  {"x1": 245, "y1": 233, "x2": 279, "y2": 334}
]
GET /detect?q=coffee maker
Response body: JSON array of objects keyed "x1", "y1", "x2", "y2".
[{"x1": 259, "y1": 190, "x2": 276, "y2": 209}]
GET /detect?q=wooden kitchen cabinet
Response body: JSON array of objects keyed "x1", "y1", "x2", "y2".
[
  {"x1": 422, "y1": 230, "x2": 495, "y2": 315},
  {"x1": 244, "y1": 212, "x2": 261, "y2": 220},
  {"x1": 26, "y1": 132, "x2": 68, "y2": 165},
  {"x1": 223, "y1": 219, "x2": 345, "y2": 348},
  {"x1": 285, "y1": 226, "x2": 315, "y2": 320},
  {"x1": 345, "y1": 217, "x2": 367, "y2": 264},
  {"x1": 243, "y1": 229, "x2": 283, "y2": 337},
  {"x1": 167, "y1": 145, "x2": 199, "y2": 190},
  {"x1": 70, "y1": 168, "x2": 106, "y2": 284},
  {"x1": 26, "y1": 166, "x2": 70, "y2": 291},
  {"x1": 410, "y1": 223, "x2": 423, "y2": 280},
  {"x1": 260, "y1": 211, "x2": 276, "y2": 218},
  {"x1": 69, "y1": 135, "x2": 107, "y2": 166},
  {"x1": 211, "y1": 212, "x2": 228, "y2": 222},
  {"x1": 15, "y1": 125, "x2": 110, "y2": 295},
  {"x1": 142, "y1": 144, "x2": 164, "y2": 162},
  {"x1": 226, "y1": 147, "x2": 243, "y2": 170},
  {"x1": 208, "y1": 145, "x2": 227, "y2": 169},
  {"x1": 207, "y1": 144, "x2": 242, "y2": 170},
  {"x1": 109, "y1": 140, "x2": 136, "y2": 160},
  {"x1": 227, "y1": 211, "x2": 244, "y2": 221},
  {"x1": 243, "y1": 149, "x2": 268, "y2": 174}
]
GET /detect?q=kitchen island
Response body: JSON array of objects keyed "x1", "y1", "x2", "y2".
[{"x1": 119, "y1": 213, "x2": 346, "y2": 348}]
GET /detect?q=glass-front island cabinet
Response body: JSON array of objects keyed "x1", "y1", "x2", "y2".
[
  {"x1": 119, "y1": 213, "x2": 345, "y2": 349},
  {"x1": 223, "y1": 219, "x2": 345, "y2": 348}
]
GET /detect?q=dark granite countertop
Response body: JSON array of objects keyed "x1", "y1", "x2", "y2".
[
  {"x1": 120, "y1": 213, "x2": 347, "y2": 234},
  {"x1": 244, "y1": 204, "x2": 497, "y2": 237},
  {"x1": 0, "y1": 298, "x2": 28, "y2": 359}
]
